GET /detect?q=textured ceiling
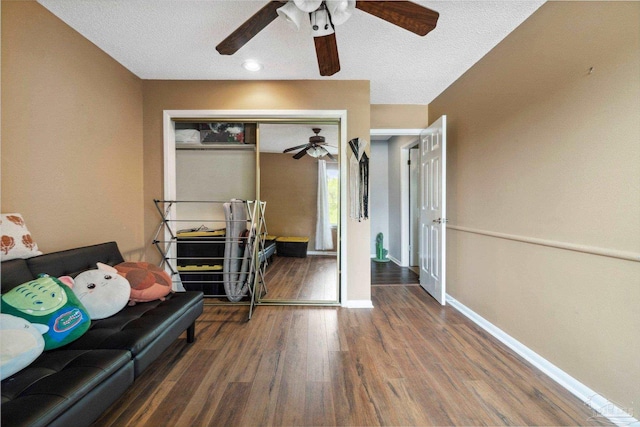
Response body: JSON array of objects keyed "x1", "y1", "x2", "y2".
[{"x1": 37, "y1": 0, "x2": 545, "y2": 104}]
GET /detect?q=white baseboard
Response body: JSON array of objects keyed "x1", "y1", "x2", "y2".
[
  {"x1": 307, "y1": 251, "x2": 337, "y2": 256},
  {"x1": 342, "y1": 299, "x2": 374, "y2": 308},
  {"x1": 388, "y1": 254, "x2": 401, "y2": 265},
  {"x1": 446, "y1": 295, "x2": 638, "y2": 427}
]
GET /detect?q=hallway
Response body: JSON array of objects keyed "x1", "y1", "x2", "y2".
[{"x1": 371, "y1": 260, "x2": 419, "y2": 286}]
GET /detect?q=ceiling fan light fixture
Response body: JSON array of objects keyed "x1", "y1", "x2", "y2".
[
  {"x1": 325, "y1": 0, "x2": 355, "y2": 26},
  {"x1": 293, "y1": 0, "x2": 322, "y2": 13},
  {"x1": 308, "y1": 145, "x2": 327, "y2": 158},
  {"x1": 310, "y1": 7, "x2": 334, "y2": 38},
  {"x1": 277, "y1": 1, "x2": 306, "y2": 30}
]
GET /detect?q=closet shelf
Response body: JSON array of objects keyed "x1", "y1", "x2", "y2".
[{"x1": 175, "y1": 143, "x2": 256, "y2": 151}]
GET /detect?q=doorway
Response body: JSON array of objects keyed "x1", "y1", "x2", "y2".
[
  {"x1": 369, "y1": 118, "x2": 447, "y2": 305},
  {"x1": 370, "y1": 128, "x2": 422, "y2": 267}
]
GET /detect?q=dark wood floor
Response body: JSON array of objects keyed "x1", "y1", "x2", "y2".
[
  {"x1": 261, "y1": 255, "x2": 337, "y2": 301},
  {"x1": 92, "y1": 286, "x2": 609, "y2": 426},
  {"x1": 371, "y1": 260, "x2": 419, "y2": 285}
]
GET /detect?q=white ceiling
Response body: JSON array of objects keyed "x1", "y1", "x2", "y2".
[{"x1": 37, "y1": 0, "x2": 545, "y2": 105}]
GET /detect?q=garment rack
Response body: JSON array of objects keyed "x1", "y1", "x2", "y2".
[{"x1": 153, "y1": 199, "x2": 270, "y2": 320}]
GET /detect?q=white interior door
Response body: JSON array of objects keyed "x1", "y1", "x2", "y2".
[{"x1": 419, "y1": 116, "x2": 447, "y2": 305}]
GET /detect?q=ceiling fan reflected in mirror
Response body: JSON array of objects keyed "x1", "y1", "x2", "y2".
[
  {"x1": 216, "y1": 0, "x2": 439, "y2": 76},
  {"x1": 283, "y1": 128, "x2": 336, "y2": 160}
]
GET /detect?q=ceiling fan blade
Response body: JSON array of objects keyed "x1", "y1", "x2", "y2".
[
  {"x1": 216, "y1": 1, "x2": 283, "y2": 55},
  {"x1": 293, "y1": 148, "x2": 308, "y2": 159},
  {"x1": 355, "y1": 1, "x2": 439, "y2": 36},
  {"x1": 314, "y1": 33, "x2": 340, "y2": 76},
  {"x1": 325, "y1": 151, "x2": 336, "y2": 161},
  {"x1": 283, "y1": 143, "x2": 309, "y2": 153}
]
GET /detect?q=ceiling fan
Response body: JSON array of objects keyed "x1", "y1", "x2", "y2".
[
  {"x1": 216, "y1": 0, "x2": 439, "y2": 76},
  {"x1": 283, "y1": 128, "x2": 336, "y2": 160}
]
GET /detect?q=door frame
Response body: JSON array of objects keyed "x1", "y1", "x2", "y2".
[
  {"x1": 409, "y1": 145, "x2": 420, "y2": 267},
  {"x1": 370, "y1": 129, "x2": 422, "y2": 266},
  {"x1": 164, "y1": 109, "x2": 348, "y2": 304}
]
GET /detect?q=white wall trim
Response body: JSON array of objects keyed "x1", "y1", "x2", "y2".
[
  {"x1": 448, "y1": 224, "x2": 640, "y2": 263},
  {"x1": 342, "y1": 299, "x2": 374, "y2": 308},
  {"x1": 307, "y1": 251, "x2": 337, "y2": 256},
  {"x1": 387, "y1": 254, "x2": 401, "y2": 265},
  {"x1": 446, "y1": 295, "x2": 639, "y2": 427}
]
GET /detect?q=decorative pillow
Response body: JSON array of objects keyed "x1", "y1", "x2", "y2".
[
  {"x1": 0, "y1": 275, "x2": 91, "y2": 350},
  {"x1": 0, "y1": 213, "x2": 42, "y2": 261},
  {"x1": 62, "y1": 263, "x2": 130, "y2": 320},
  {"x1": 114, "y1": 262, "x2": 172, "y2": 305},
  {"x1": 0, "y1": 314, "x2": 46, "y2": 380}
]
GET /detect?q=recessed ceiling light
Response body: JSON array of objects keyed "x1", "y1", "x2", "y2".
[{"x1": 242, "y1": 60, "x2": 263, "y2": 71}]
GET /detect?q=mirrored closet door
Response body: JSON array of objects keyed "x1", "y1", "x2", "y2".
[
  {"x1": 171, "y1": 117, "x2": 340, "y2": 305},
  {"x1": 257, "y1": 123, "x2": 339, "y2": 304}
]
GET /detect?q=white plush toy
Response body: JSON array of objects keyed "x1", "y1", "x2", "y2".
[
  {"x1": 63, "y1": 263, "x2": 131, "y2": 320},
  {"x1": 0, "y1": 314, "x2": 46, "y2": 380}
]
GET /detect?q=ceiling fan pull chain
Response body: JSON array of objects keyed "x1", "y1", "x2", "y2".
[{"x1": 325, "y1": 2, "x2": 334, "y2": 30}]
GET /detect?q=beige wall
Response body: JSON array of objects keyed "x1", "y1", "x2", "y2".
[
  {"x1": 261, "y1": 153, "x2": 338, "y2": 253},
  {"x1": 430, "y1": 1, "x2": 640, "y2": 414},
  {"x1": 371, "y1": 104, "x2": 428, "y2": 129},
  {"x1": 176, "y1": 149, "x2": 256, "y2": 230},
  {"x1": 1, "y1": 1, "x2": 145, "y2": 257},
  {"x1": 261, "y1": 153, "x2": 318, "y2": 249},
  {"x1": 142, "y1": 80, "x2": 371, "y2": 302}
]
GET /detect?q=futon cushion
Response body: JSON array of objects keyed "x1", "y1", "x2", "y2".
[
  {"x1": 1, "y1": 349, "x2": 132, "y2": 427},
  {"x1": 1, "y1": 258, "x2": 35, "y2": 292},
  {"x1": 26, "y1": 242, "x2": 125, "y2": 279},
  {"x1": 61, "y1": 291, "x2": 202, "y2": 356}
]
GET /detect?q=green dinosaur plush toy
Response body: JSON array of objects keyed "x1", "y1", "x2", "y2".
[{"x1": 1, "y1": 275, "x2": 91, "y2": 350}]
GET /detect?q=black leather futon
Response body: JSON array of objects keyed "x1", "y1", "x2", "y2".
[{"x1": 1, "y1": 242, "x2": 204, "y2": 427}]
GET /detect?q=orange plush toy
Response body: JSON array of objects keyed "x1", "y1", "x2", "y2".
[{"x1": 114, "y1": 262, "x2": 172, "y2": 305}]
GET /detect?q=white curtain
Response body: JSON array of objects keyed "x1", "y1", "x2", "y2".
[{"x1": 316, "y1": 159, "x2": 334, "y2": 250}]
